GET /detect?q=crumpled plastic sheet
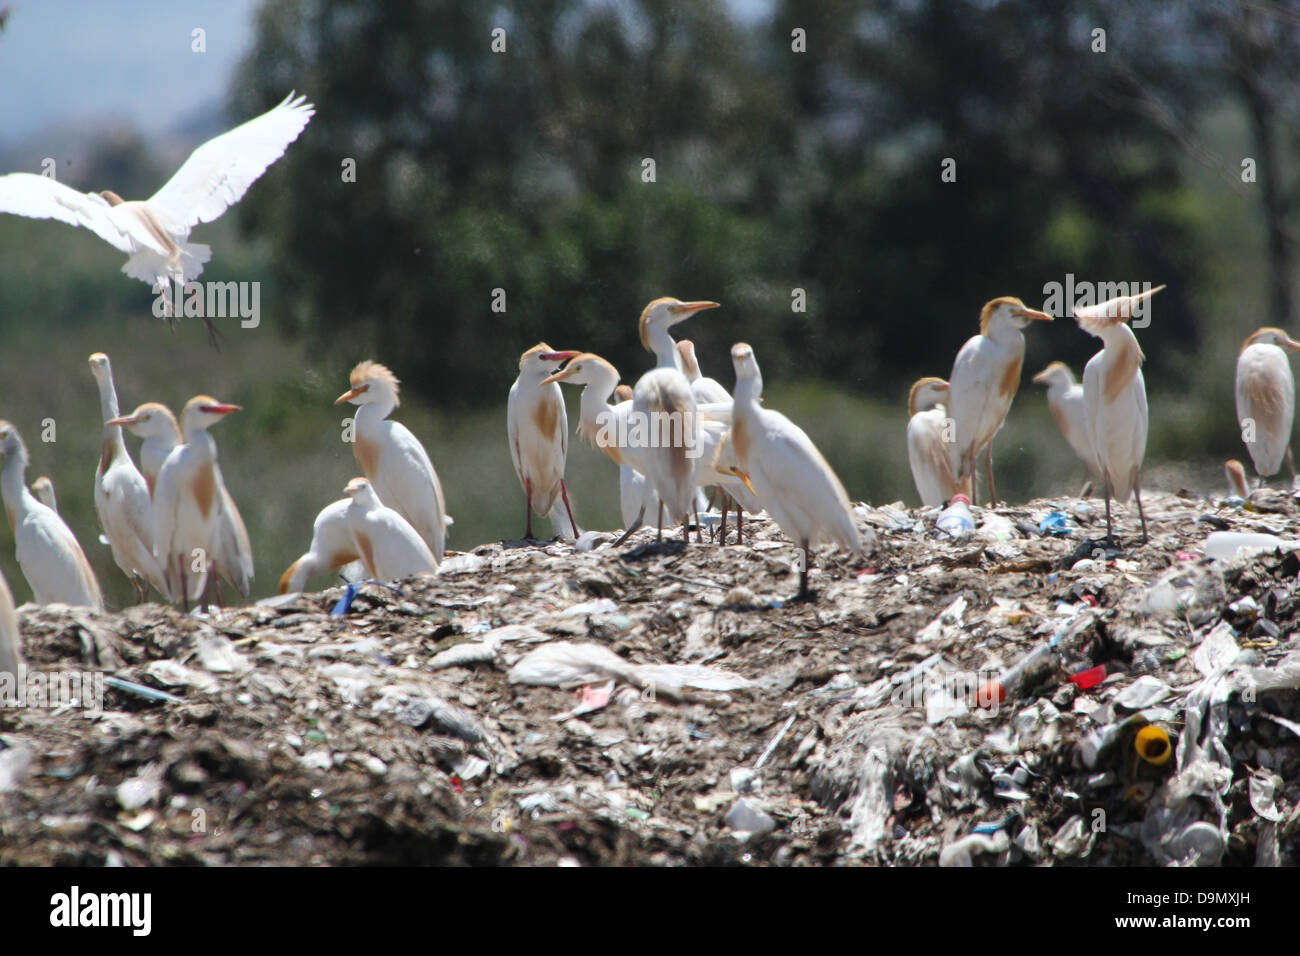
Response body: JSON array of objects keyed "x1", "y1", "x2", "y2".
[{"x1": 507, "y1": 641, "x2": 752, "y2": 699}]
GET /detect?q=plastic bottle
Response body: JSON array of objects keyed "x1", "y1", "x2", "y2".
[
  {"x1": 1203, "y1": 531, "x2": 1291, "y2": 561},
  {"x1": 935, "y1": 494, "x2": 975, "y2": 540}
]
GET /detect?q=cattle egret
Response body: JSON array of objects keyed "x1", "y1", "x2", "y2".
[
  {"x1": 907, "y1": 377, "x2": 963, "y2": 507},
  {"x1": 0, "y1": 421, "x2": 103, "y2": 608},
  {"x1": 709, "y1": 425, "x2": 764, "y2": 544},
  {"x1": 0, "y1": 93, "x2": 314, "y2": 338},
  {"x1": 89, "y1": 353, "x2": 165, "y2": 600},
  {"x1": 1235, "y1": 327, "x2": 1300, "y2": 485},
  {"x1": 1032, "y1": 362, "x2": 1099, "y2": 482},
  {"x1": 278, "y1": 498, "x2": 364, "y2": 594},
  {"x1": 639, "y1": 298, "x2": 720, "y2": 372},
  {"x1": 631, "y1": 299, "x2": 720, "y2": 541},
  {"x1": 31, "y1": 476, "x2": 57, "y2": 514},
  {"x1": 111, "y1": 400, "x2": 252, "y2": 599},
  {"x1": 508, "y1": 344, "x2": 581, "y2": 540},
  {"x1": 342, "y1": 478, "x2": 437, "y2": 581},
  {"x1": 678, "y1": 339, "x2": 731, "y2": 404},
  {"x1": 0, "y1": 569, "x2": 19, "y2": 689},
  {"x1": 1076, "y1": 286, "x2": 1165, "y2": 542},
  {"x1": 152, "y1": 396, "x2": 241, "y2": 607},
  {"x1": 336, "y1": 361, "x2": 448, "y2": 562},
  {"x1": 948, "y1": 297, "x2": 1053, "y2": 505},
  {"x1": 1225, "y1": 459, "x2": 1250, "y2": 500},
  {"x1": 612, "y1": 384, "x2": 666, "y2": 531},
  {"x1": 726, "y1": 343, "x2": 869, "y2": 599},
  {"x1": 106, "y1": 402, "x2": 181, "y2": 494}
]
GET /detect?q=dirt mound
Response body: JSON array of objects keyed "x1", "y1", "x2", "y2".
[{"x1": 2, "y1": 493, "x2": 1298, "y2": 866}]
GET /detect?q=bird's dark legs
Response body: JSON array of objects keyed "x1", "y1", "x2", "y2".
[
  {"x1": 736, "y1": 499, "x2": 744, "y2": 545},
  {"x1": 176, "y1": 555, "x2": 189, "y2": 614},
  {"x1": 1134, "y1": 476, "x2": 1148, "y2": 543},
  {"x1": 1103, "y1": 477, "x2": 1114, "y2": 544},
  {"x1": 796, "y1": 546, "x2": 811, "y2": 602},
  {"x1": 718, "y1": 494, "x2": 728, "y2": 544},
  {"x1": 560, "y1": 479, "x2": 579, "y2": 538},
  {"x1": 614, "y1": 505, "x2": 645, "y2": 546},
  {"x1": 523, "y1": 478, "x2": 534, "y2": 540},
  {"x1": 656, "y1": 501, "x2": 665, "y2": 543},
  {"x1": 984, "y1": 444, "x2": 996, "y2": 507}
]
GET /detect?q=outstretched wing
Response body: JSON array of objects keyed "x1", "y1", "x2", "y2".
[
  {"x1": 148, "y1": 92, "x2": 315, "y2": 228},
  {"x1": 0, "y1": 172, "x2": 133, "y2": 251}
]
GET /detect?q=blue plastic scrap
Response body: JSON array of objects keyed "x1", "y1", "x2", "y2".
[{"x1": 1038, "y1": 512, "x2": 1070, "y2": 536}]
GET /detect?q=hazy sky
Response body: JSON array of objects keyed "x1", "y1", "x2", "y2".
[
  {"x1": 0, "y1": 0, "x2": 262, "y2": 146},
  {"x1": 0, "y1": 0, "x2": 772, "y2": 150}
]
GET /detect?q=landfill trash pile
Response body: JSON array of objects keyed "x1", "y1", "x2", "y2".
[{"x1": 2, "y1": 491, "x2": 1299, "y2": 866}]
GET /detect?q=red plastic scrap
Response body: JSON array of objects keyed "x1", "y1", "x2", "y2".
[{"x1": 1068, "y1": 664, "x2": 1107, "y2": 690}]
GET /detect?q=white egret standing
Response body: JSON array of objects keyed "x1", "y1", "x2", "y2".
[
  {"x1": 507, "y1": 344, "x2": 580, "y2": 539},
  {"x1": 906, "y1": 377, "x2": 963, "y2": 507},
  {"x1": 1076, "y1": 286, "x2": 1164, "y2": 542},
  {"x1": 1031, "y1": 361, "x2": 1098, "y2": 484},
  {"x1": 89, "y1": 352, "x2": 165, "y2": 600},
  {"x1": 726, "y1": 343, "x2": 869, "y2": 599},
  {"x1": 1235, "y1": 327, "x2": 1300, "y2": 485},
  {"x1": 336, "y1": 361, "x2": 447, "y2": 562},
  {"x1": 342, "y1": 478, "x2": 437, "y2": 582},
  {"x1": 947, "y1": 297, "x2": 1053, "y2": 505},
  {"x1": 152, "y1": 396, "x2": 241, "y2": 607},
  {"x1": 0, "y1": 422, "x2": 103, "y2": 608}
]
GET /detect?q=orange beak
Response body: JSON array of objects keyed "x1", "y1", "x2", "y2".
[
  {"x1": 200, "y1": 403, "x2": 242, "y2": 415},
  {"x1": 105, "y1": 414, "x2": 140, "y2": 427},
  {"x1": 1013, "y1": 306, "x2": 1054, "y2": 322},
  {"x1": 671, "y1": 300, "x2": 720, "y2": 316},
  {"x1": 539, "y1": 350, "x2": 579, "y2": 362},
  {"x1": 334, "y1": 384, "x2": 369, "y2": 405}
]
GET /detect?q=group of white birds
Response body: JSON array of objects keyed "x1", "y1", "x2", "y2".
[
  {"x1": 907, "y1": 288, "x2": 1161, "y2": 541},
  {"x1": 3, "y1": 88, "x2": 1299, "y2": 658},
  {"x1": 505, "y1": 297, "x2": 869, "y2": 599},
  {"x1": 907, "y1": 286, "x2": 1300, "y2": 544}
]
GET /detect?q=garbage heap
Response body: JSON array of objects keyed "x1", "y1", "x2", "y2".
[{"x1": 0, "y1": 491, "x2": 1296, "y2": 865}]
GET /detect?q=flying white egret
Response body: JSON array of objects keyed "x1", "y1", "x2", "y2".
[
  {"x1": 342, "y1": 478, "x2": 437, "y2": 582},
  {"x1": 1076, "y1": 286, "x2": 1165, "y2": 542},
  {"x1": 947, "y1": 297, "x2": 1053, "y2": 505},
  {"x1": 1032, "y1": 361, "x2": 1099, "y2": 483},
  {"x1": 906, "y1": 376, "x2": 963, "y2": 507},
  {"x1": 152, "y1": 396, "x2": 241, "y2": 607},
  {"x1": 335, "y1": 360, "x2": 448, "y2": 563},
  {"x1": 0, "y1": 93, "x2": 314, "y2": 339},
  {"x1": 508, "y1": 344, "x2": 581, "y2": 540},
  {"x1": 89, "y1": 353, "x2": 165, "y2": 600},
  {"x1": 31, "y1": 476, "x2": 57, "y2": 514},
  {"x1": 0, "y1": 421, "x2": 103, "y2": 608},
  {"x1": 278, "y1": 498, "x2": 365, "y2": 594},
  {"x1": 725, "y1": 343, "x2": 869, "y2": 599},
  {"x1": 1235, "y1": 327, "x2": 1300, "y2": 485}
]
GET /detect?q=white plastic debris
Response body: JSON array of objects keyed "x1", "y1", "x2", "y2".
[
  {"x1": 508, "y1": 642, "x2": 752, "y2": 698},
  {"x1": 1203, "y1": 531, "x2": 1293, "y2": 561},
  {"x1": 196, "y1": 631, "x2": 251, "y2": 674},
  {"x1": 725, "y1": 797, "x2": 775, "y2": 836},
  {"x1": 0, "y1": 738, "x2": 35, "y2": 794},
  {"x1": 939, "y1": 829, "x2": 1009, "y2": 867},
  {"x1": 115, "y1": 763, "x2": 164, "y2": 811}
]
